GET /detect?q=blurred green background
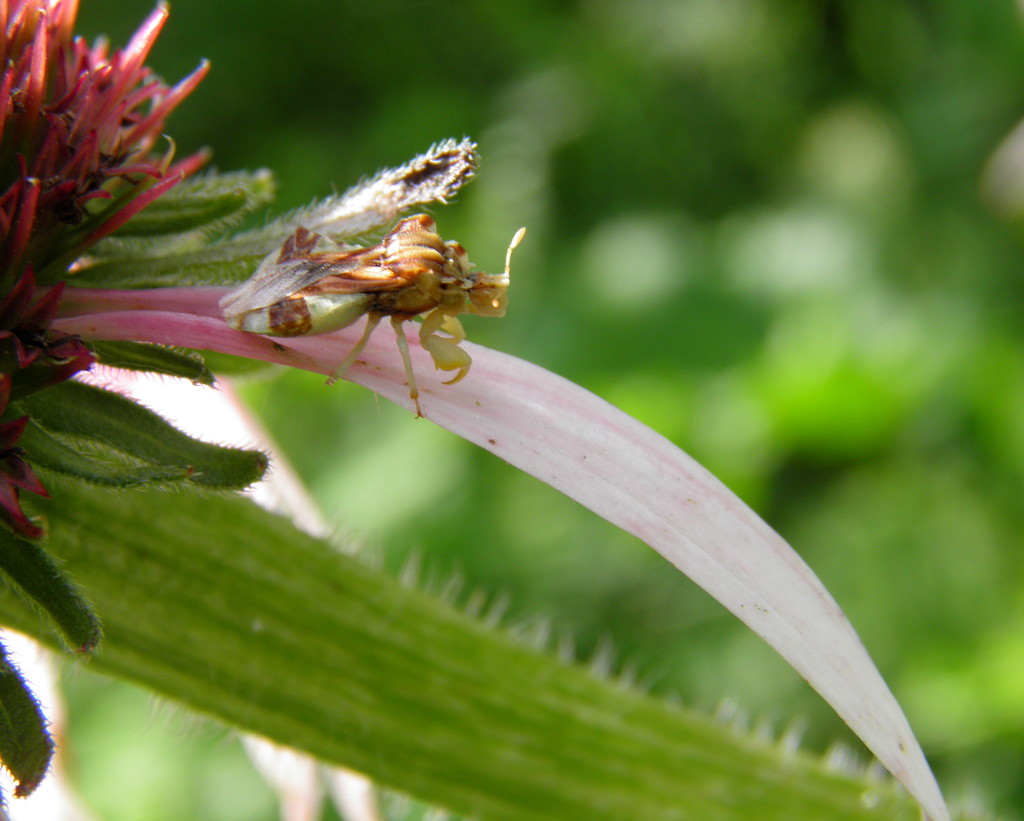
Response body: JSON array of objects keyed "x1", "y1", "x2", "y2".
[{"x1": 59, "y1": 0, "x2": 1024, "y2": 818}]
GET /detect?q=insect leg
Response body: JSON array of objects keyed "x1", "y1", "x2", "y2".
[
  {"x1": 419, "y1": 310, "x2": 471, "y2": 385},
  {"x1": 326, "y1": 312, "x2": 384, "y2": 387},
  {"x1": 389, "y1": 316, "x2": 422, "y2": 416}
]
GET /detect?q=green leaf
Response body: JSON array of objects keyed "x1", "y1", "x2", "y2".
[
  {"x1": 91, "y1": 341, "x2": 214, "y2": 384},
  {"x1": 0, "y1": 641, "x2": 54, "y2": 798},
  {"x1": 19, "y1": 417, "x2": 191, "y2": 487},
  {"x1": 200, "y1": 350, "x2": 282, "y2": 378},
  {"x1": 18, "y1": 381, "x2": 267, "y2": 490},
  {"x1": 0, "y1": 480, "x2": 927, "y2": 821},
  {"x1": 105, "y1": 169, "x2": 276, "y2": 240},
  {"x1": 0, "y1": 528, "x2": 101, "y2": 653},
  {"x1": 65, "y1": 239, "x2": 269, "y2": 289}
]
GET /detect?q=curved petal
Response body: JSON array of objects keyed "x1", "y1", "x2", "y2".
[
  {"x1": 285, "y1": 322, "x2": 951, "y2": 821},
  {"x1": 54, "y1": 303, "x2": 949, "y2": 821}
]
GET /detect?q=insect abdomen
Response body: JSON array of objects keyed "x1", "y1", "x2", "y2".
[{"x1": 227, "y1": 292, "x2": 374, "y2": 337}]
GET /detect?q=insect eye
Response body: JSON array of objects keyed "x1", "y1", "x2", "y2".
[{"x1": 469, "y1": 286, "x2": 508, "y2": 317}]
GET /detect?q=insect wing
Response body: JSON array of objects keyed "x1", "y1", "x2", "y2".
[
  {"x1": 222, "y1": 255, "x2": 358, "y2": 316},
  {"x1": 220, "y1": 229, "x2": 392, "y2": 315}
]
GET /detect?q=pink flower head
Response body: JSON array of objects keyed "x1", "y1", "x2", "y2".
[
  {"x1": 0, "y1": 0, "x2": 209, "y2": 281},
  {"x1": 0, "y1": 1, "x2": 206, "y2": 539}
]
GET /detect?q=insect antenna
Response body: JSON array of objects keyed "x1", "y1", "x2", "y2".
[{"x1": 504, "y1": 227, "x2": 526, "y2": 282}]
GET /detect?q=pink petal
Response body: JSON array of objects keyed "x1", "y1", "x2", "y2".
[
  {"x1": 0, "y1": 414, "x2": 27, "y2": 450},
  {"x1": 22, "y1": 279, "x2": 64, "y2": 327},
  {"x1": 0, "y1": 452, "x2": 49, "y2": 499},
  {"x1": 101, "y1": 1, "x2": 167, "y2": 112},
  {"x1": 76, "y1": 171, "x2": 182, "y2": 248},
  {"x1": 53, "y1": 0, "x2": 79, "y2": 50},
  {"x1": 63, "y1": 129, "x2": 99, "y2": 180},
  {"x1": 3, "y1": 169, "x2": 38, "y2": 273},
  {"x1": 21, "y1": 6, "x2": 46, "y2": 126},
  {"x1": 0, "y1": 0, "x2": 9, "y2": 57},
  {"x1": 0, "y1": 265, "x2": 35, "y2": 326},
  {"x1": 304, "y1": 328, "x2": 953, "y2": 821},
  {"x1": 121, "y1": 59, "x2": 209, "y2": 149},
  {"x1": 54, "y1": 296, "x2": 949, "y2": 821},
  {"x1": 0, "y1": 479, "x2": 44, "y2": 540},
  {"x1": 0, "y1": 59, "x2": 16, "y2": 139}
]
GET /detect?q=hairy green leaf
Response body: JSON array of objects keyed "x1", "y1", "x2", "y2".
[
  {"x1": 0, "y1": 528, "x2": 101, "y2": 653},
  {"x1": 91, "y1": 341, "x2": 214, "y2": 384},
  {"x1": 200, "y1": 350, "x2": 282, "y2": 378},
  {"x1": 0, "y1": 642, "x2": 53, "y2": 798},
  {"x1": 18, "y1": 381, "x2": 267, "y2": 489},
  {"x1": 0, "y1": 480, "x2": 926, "y2": 821},
  {"x1": 64, "y1": 239, "x2": 268, "y2": 289},
  {"x1": 19, "y1": 418, "x2": 191, "y2": 487},
  {"x1": 106, "y1": 169, "x2": 276, "y2": 240}
]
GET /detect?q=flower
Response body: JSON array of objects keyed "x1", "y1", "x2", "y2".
[
  {"x1": 0, "y1": 0, "x2": 207, "y2": 539},
  {"x1": 0, "y1": 0, "x2": 209, "y2": 281},
  {"x1": 0, "y1": 267, "x2": 94, "y2": 394}
]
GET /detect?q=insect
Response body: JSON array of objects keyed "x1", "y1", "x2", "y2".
[{"x1": 220, "y1": 214, "x2": 525, "y2": 415}]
